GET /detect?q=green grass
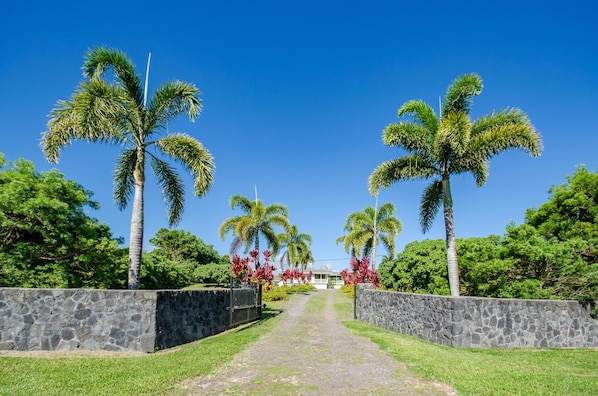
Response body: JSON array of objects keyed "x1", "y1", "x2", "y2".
[
  {"x1": 334, "y1": 291, "x2": 598, "y2": 395},
  {"x1": 0, "y1": 302, "x2": 284, "y2": 396}
]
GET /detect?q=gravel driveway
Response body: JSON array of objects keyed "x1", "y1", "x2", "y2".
[{"x1": 176, "y1": 289, "x2": 456, "y2": 395}]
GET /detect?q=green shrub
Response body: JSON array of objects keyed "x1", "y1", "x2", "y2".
[
  {"x1": 340, "y1": 285, "x2": 355, "y2": 299},
  {"x1": 262, "y1": 288, "x2": 290, "y2": 302}
]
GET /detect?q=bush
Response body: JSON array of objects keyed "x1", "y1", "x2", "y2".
[
  {"x1": 340, "y1": 284, "x2": 355, "y2": 299},
  {"x1": 278, "y1": 284, "x2": 316, "y2": 293},
  {"x1": 262, "y1": 288, "x2": 290, "y2": 302}
]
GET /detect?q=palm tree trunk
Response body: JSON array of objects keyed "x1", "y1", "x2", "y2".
[
  {"x1": 254, "y1": 232, "x2": 260, "y2": 267},
  {"x1": 371, "y1": 237, "x2": 377, "y2": 270},
  {"x1": 128, "y1": 180, "x2": 144, "y2": 289},
  {"x1": 442, "y1": 176, "x2": 460, "y2": 296}
]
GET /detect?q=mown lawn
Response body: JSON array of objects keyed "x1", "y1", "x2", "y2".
[
  {"x1": 335, "y1": 292, "x2": 598, "y2": 396},
  {"x1": 0, "y1": 302, "x2": 284, "y2": 396}
]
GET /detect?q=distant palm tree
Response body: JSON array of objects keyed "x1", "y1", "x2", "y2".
[
  {"x1": 278, "y1": 225, "x2": 313, "y2": 270},
  {"x1": 369, "y1": 73, "x2": 542, "y2": 296},
  {"x1": 336, "y1": 202, "x2": 402, "y2": 270},
  {"x1": 299, "y1": 249, "x2": 315, "y2": 272},
  {"x1": 41, "y1": 47, "x2": 215, "y2": 289},
  {"x1": 219, "y1": 195, "x2": 291, "y2": 263}
]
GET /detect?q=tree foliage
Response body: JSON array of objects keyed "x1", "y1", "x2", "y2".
[
  {"x1": 278, "y1": 224, "x2": 313, "y2": 271},
  {"x1": 0, "y1": 155, "x2": 126, "y2": 288},
  {"x1": 41, "y1": 46, "x2": 215, "y2": 290},
  {"x1": 369, "y1": 73, "x2": 541, "y2": 296},
  {"x1": 140, "y1": 228, "x2": 228, "y2": 289},
  {"x1": 379, "y1": 166, "x2": 598, "y2": 306},
  {"x1": 219, "y1": 194, "x2": 291, "y2": 259},
  {"x1": 336, "y1": 202, "x2": 402, "y2": 269}
]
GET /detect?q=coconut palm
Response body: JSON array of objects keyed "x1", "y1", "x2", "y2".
[
  {"x1": 41, "y1": 47, "x2": 215, "y2": 289},
  {"x1": 278, "y1": 225, "x2": 313, "y2": 270},
  {"x1": 336, "y1": 202, "x2": 402, "y2": 270},
  {"x1": 368, "y1": 73, "x2": 542, "y2": 296},
  {"x1": 219, "y1": 195, "x2": 291, "y2": 263}
]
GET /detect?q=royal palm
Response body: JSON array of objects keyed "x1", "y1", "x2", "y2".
[
  {"x1": 41, "y1": 47, "x2": 215, "y2": 289},
  {"x1": 219, "y1": 195, "x2": 291, "y2": 263},
  {"x1": 336, "y1": 202, "x2": 402, "y2": 270},
  {"x1": 369, "y1": 73, "x2": 541, "y2": 296}
]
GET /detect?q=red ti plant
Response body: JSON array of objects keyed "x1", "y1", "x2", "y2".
[
  {"x1": 251, "y1": 250, "x2": 276, "y2": 287},
  {"x1": 231, "y1": 254, "x2": 252, "y2": 283},
  {"x1": 340, "y1": 256, "x2": 381, "y2": 287},
  {"x1": 280, "y1": 268, "x2": 313, "y2": 285}
]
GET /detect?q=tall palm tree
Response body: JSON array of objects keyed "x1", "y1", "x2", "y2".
[
  {"x1": 41, "y1": 47, "x2": 215, "y2": 290},
  {"x1": 369, "y1": 73, "x2": 542, "y2": 296},
  {"x1": 278, "y1": 225, "x2": 313, "y2": 270},
  {"x1": 219, "y1": 194, "x2": 291, "y2": 263},
  {"x1": 336, "y1": 202, "x2": 402, "y2": 270}
]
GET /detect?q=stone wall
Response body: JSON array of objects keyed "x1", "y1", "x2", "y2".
[
  {"x1": 0, "y1": 287, "x2": 260, "y2": 353},
  {"x1": 356, "y1": 285, "x2": 598, "y2": 348}
]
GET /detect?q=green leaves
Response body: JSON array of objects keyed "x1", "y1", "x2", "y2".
[
  {"x1": 157, "y1": 133, "x2": 215, "y2": 198},
  {"x1": 441, "y1": 72, "x2": 483, "y2": 117},
  {"x1": 219, "y1": 195, "x2": 291, "y2": 256},
  {"x1": 0, "y1": 156, "x2": 126, "y2": 289},
  {"x1": 336, "y1": 202, "x2": 402, "y2": 264},
  {"x1": 41, "y1": 46, "x2": 215, "y2": 288}
]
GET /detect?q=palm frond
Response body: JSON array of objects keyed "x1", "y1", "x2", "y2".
[
  {"x1": 149, "y1": 81, "x2": 202, "y2": 127},
  {"x1": 397, "y1": 100, "x2": 438, "y2": 132},
  {"x1": 470, "y1": 108, "x2": 542, "y2": 158},
  {"x1": 83, "y1": 46, "x2": 143, "y2": 106},
  {"x1": 420, "y1": 180, "x2": 443, "y2": 233},
  {"x1": 368, "y1": 155, "x2": 436, "y2": 195},
  {"x1": 113, "y1": 149, "x2": 137, "y2": 210},
  {"x1": 260, "y1": 226, "x2": 280, "y2": 255},
  {"x1": 442, "y1": 73, "x2": 483, "y2": 117},
  {"x1": 382, "y1": 122, "x2": 433, "y2": 155},
  {"x1": 379, "y1": 234, "x2": 396, "y2": 258},
  {"x1": 264, "y1": 203, "x2": 290, "y2": 218},
  {"x1": 435, "y1": 112, "x2": 471, "y2": 157},
  {"x1": 229, "y1": 195, "x2": 254, "y2": 213},
  {"x1": 150, "y1": 156, "x2": 185, "y2": 226},
  {"x1": 157, "y1": 133, "x2": 215, "y2": 198}
]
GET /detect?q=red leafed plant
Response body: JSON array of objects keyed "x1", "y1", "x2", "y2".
[
  {"x1": 280, "y1": 268, "x2": 312, "y2": 284},
  {"x1": 231, "y1": 249, "x2": 276, "y2": 287},
  {"x1": 231, "y1": 254, "x2": 252, "y2": 283},
  {"x1": 340, "y1": 256, "x2": 381, "y2": 287}
]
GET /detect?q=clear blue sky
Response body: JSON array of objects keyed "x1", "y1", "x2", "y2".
[{"x1": 1, "y1": 1, "x2": 597, "y2": 271}]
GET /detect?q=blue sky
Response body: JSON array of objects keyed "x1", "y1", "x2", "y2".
[{"x1": 1, "y1": 1, "x2": 597, "y2": 271}]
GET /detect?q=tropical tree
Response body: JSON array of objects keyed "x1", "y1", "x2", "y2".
[
  {"x1": 40, "y1": 47, "x2": 215, "y2": 289},
  {"x1": 278, "y1": 225, "x2": 313, "y2": 270},
  {"x1": 218, "y1": 195, "x2": 291, "y2": 263},
  {"x1": 299, "y1": 249, "x2": 315, "y2": 271},
  {"x1": 368, "y1": 73, "x2": 542, "y2": 295},
  {"x1": 0, "y1": 154, "x2": 127, "y2": 289},
  {"x1": 336, "y1": 202, "x2": 402, "y2": 269}
]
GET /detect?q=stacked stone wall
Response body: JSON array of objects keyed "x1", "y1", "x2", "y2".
[
  {"x1": 356, "y1": 285, "x2": 598, "y2": 348},
  {"x1": 0, "y1": 287, "x2": 260, "y2": 353}
]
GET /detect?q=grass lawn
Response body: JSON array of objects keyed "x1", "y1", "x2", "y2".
[
  {"x1": 0, "y1": 301, "x2": 284, "y2": 396},
  {"x1": 3, "y1": 290, "x2": 596, "y2": 395},
  {"x1": 335, "y1": 292, "x2": 598, "y2": 396}
]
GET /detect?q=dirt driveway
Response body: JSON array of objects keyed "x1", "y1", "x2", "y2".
[{"x1": 176, "y1": 290, "x2": 456, "y2": 395}]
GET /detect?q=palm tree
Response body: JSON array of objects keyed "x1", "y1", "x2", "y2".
[
  {"x1": 336, "y1": 202, "x2": 402, "y2": 270},
  {"x1": 219, "y1": 195, "x2": 291, "y2": 263},
  {"x1": 278, "y1": 225, "x2": 313, "y2": 270},
  {"x1": 368, "y1": 73, "x2": 542, "y2": 296},
  {"x1": 41, "y1": 47, "x2": 215, "y2": 289},
  {"x1": 299, "y1": 249, "x2": 315, "y2": 272}
]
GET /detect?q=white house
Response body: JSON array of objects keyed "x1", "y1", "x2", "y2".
[{"x1": 308, "y1": 267, "x2": 344, "y2": 289}]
